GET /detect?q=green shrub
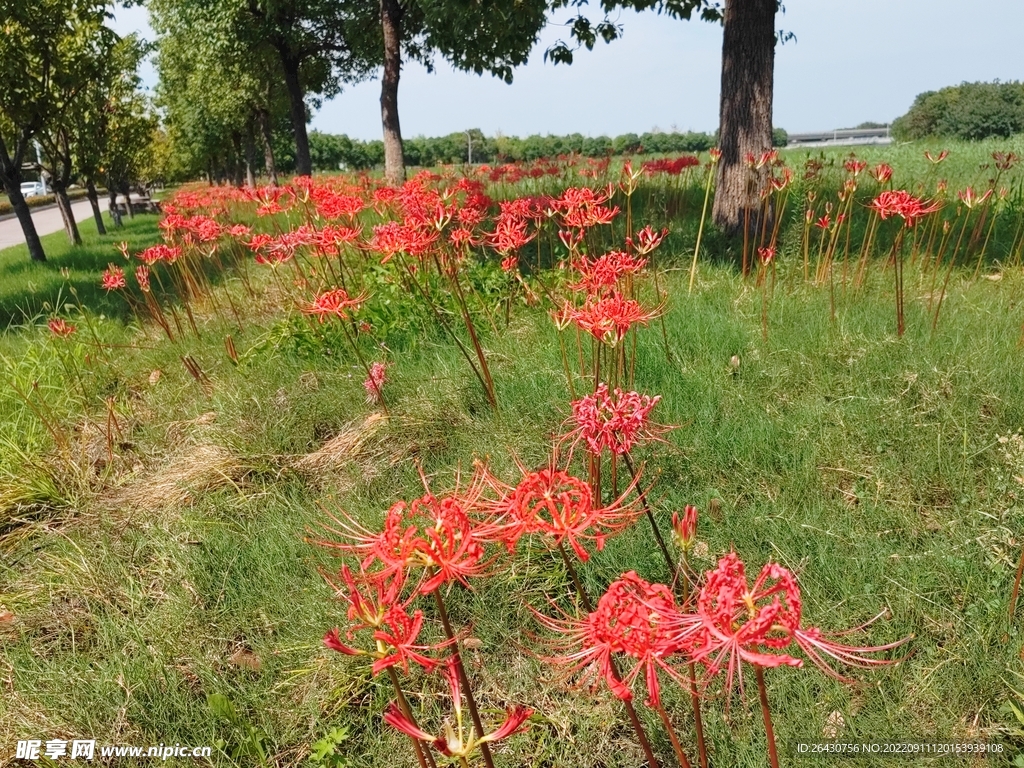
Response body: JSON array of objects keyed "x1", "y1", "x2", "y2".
[{"x1": 893, "y1": 80, "x2": 1024, "y2": 141}]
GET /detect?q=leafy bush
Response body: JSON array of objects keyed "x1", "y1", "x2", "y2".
[{"x1": 892, "y1": 81, "x2": 1024, "y2": 141}]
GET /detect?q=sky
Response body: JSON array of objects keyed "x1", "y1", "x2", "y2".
[{"x1": 109, "y1": 0, "x2": 1024, "y2": 141}]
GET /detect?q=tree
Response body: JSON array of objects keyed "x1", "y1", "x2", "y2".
[
  {"x1": 547, "y1": 0, "x2": 786, "y2": 233},
  {"x1": 368, "y1": 0, "x2": 549, "y2": 185},
  {"x1": 0, "y1": 0, "x2": 112, "y2": 261},
  {"x1": 892, "y1": 81, "x2": 1024, "y2": 142}
]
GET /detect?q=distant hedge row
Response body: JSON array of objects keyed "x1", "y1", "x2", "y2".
[
  {"x1": 892, "y1": 81, "x2": 1024, "y2": 142},
  {"x1": 306, "y1": 127, "x2": 790, "y2": 172}
]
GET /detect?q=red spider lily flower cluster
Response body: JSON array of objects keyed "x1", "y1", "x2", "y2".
[
  {"x1": 870, "y1": 163, "x2": 894, "y2": 184},
  {"x1": 535, "y1": 553, "x2": 909, "y2": 708},
  {"x1": 322, "y1": 566, "x2": 445, "y2": 675},
  {"x1": 384, "y1": 658, "x2": 533, "y2": 759},
  {"x1": 565, "y1": 293, "x2": 660, "y2": 347},
  {"x1": 870, "y1": 190, "x2": 941, "y2": 227},
  {"x1": 550, "y1": 185, "x2": 619, "y2": 231},
  {"x1": 662, "y1": 553, "x2": 910, "y2": 696},
  {"x1": 626, "y1": 225, "x2": 668, "y2": 256},
  {"x1": 364, "y1": 361, "x2": 388, "y2": 404},
  {"x1": 101, "y1": 264, "x2": 126, "y2": 291},
  {"x1": 47, "y1": 318, "x2": 76, "y2": 337},
  {"x1": 137, "y1": 244, "x2": 182, "y2": 265},
  {"x1": 536, "y1": 571, "x2": 687, "y2": 706},
  {"x1": 303, "y1": 288, "x2": 366, "y2": 322},
  {"x1": 478, "y1": 466, "x2": 644, "y2": 561},
  {"x1": 369, "y1": 222, "x2": 438, "y2": 263},
  {"x1": 641, "y1": 156, "x2": 700, "y2": 176},
  {"x1": 563, "y1": 383, "x2": 667, "y2": 457},
  {"x1": 321, "y1": 477, "x2": 492, "y2": 594},
  {"x1": 135, "y1": 265, "x2": 151, "y2": 292},
  {"x1": 569, "y1": 251, "x2": 648, "y2": 294},
  {"x1": 844, "y1": 159, "x2": 868, "y2": 177}
]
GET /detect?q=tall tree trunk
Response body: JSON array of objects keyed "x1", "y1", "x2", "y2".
[
  {"x1": 280, "y1": 53, "x2": 312, "y2": 177},
  {"x1": 4, "y1": 185, "x2": 47, "y2": 261},
  {"x1": 0, "y1": 136, "x2": 47, "y2": 261},
  {"x1": 258, "y1": 108, "x2": 278, "y2": 186},
  {"x1": 244, "y1": 123, "x2": 257, "y2": 188},
  {"x1": 231, "y1": 131, "x2": 245, "y2": 187},
  {"x1": 121, "y1": 182, "x2": 135, "y2": 219},
  {"x1": 52, "y1": 179, "x2": 82, "y2": 246},
  {"x1": 107, "y1": 183, "x2": 123, "y2": 228},
  {"x1": 380, "y1": 0, "x2": 406, "y2": 186},
  {"x1": 86, "y1": 179, "x2": 106, "y2": 235},
  {"x1": 712, "y1": 0, "x2": 776, "y2": 234}
]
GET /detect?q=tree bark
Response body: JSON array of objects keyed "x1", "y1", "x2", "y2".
[
  {"x1": 230, "y1": 131, "x2": 245, "y2": 187},
  {"x1": 244, "y1": 123, "x2": 257, "y2": 188},
  {"x1": 51, "y1": 178, "x2": 82, "y2": 246},
  {"x1": 280, "y1": 53, "x2": 312, "y2": 177},
  {"x1": 108, "y1": 184, "x2": 123, "y2": 228},
  {"x1": 5, "y1": 186, "x2": 47, "y2": 261},
  {"x1": 258, "y1": 108, "x2": 278, "y2": 186},
  {"x1": 712, "y1": 0, "x2": 776, "y2": 234},
  {"x1": 0, "y1": 134, "x2": 47, "y2": 261},
  {"x1": 86, "y1": 180, "x2": 106, "y2": 235},
  {"x1": 380, "y1": 0, "x2": 406, "y2": 186}
]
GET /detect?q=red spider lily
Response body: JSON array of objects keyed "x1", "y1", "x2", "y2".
[
  {"x1": 557, "y1": 228, "x2": 584, "y2": 252},
  {"x1": 957, "y1": 186, "x2": 993, "y2": 210},
  {"x1": 562, "y1": 383, "x2": 667, "y2": 457},
  {"x1": 449, "y1": 227, "x2": 479, "y2": 248},
  {"x1": 311, "y1": 188, "x2": 365, "y2": 220},
  {"x1": 317, "y1": 225, "x2": 362, "y2": 254},
  {"x1": 626, "y1": 225, "x2": 669, "y2": 256},
  {"x1": 137, "y1": 244, "x2": 182, "y2": 265},
  {"x1": 993, "y1": 151, "x2": 1019, "y2": 172},
  {"x1": 659, "y1": 553, "x2": 910, "y2": 697},
  {"x1": 814, "y1": 215, "x2": 831, "y2": 230},
  {"x1": 101, "y1": 265, "x2": 126, "y2": 291},
  {"x1": 383, "y1": 659, "x2": 533, "y2": 759},
  {"x1": 708, "y1": 148, "x2": 722, "y2": 163},
  {"x1": 478, "y1": 465, "x2": 644, "y2": 561},
  {"x1": 47, "y1": 318, "x2": 76, "y2": 337},
  {"x1": 768, "y1": 167, "x2": 794, "y2": 192},
  {"x1": 364, "y1": 361, "x2": 388, "y2": 404},
  {"x1": 924, "y1": 150, "x2": 949, "y2": 164},
  {"x1": 500, "y1": 255, "x2": 518, "y2": 272},
  {"x1": 843, "y1": 159, "x2": 867, "y2": 177},
  {"x1": 550, "y1": 186, "x2": 619, "y2": 230},
  {"x1": 303, "y1": 288, "x2": 367, "y2": 322},
  {"x1": 534, "y1": 572, "x2": 689, "y2": 706},
  {"x1": 757, "y1": 246, "x2": 776, "y2": 264},
  {"x1": 870, "y1": 163, "x2": 893, "y2": 184},
  {"x1": 135, "y1": 265, "x2": 150, "y2": 292},
  {"x1": 322, "y1": 566, "x2": 446, "y2": 675},
  {"x1": 228, "y1": 224, "x2": 251, "y2": 238},
  {"x1": 488, "y1": 215, "x2": 534, "y2": 254},
  {"x1": 316, "y1": 470, "x2": 493, "y2": 594},
  {"x1": 569, "y1": 251, "x2": 648, "y2": 294},
  {"x1": 870, "y1": 190, "x2": 941, "y2": 227},
  {"x1": 566, "y1": 292, "x2": 660, "y2": 347},
  {"x1": 671, "y1": 505, "x2": 698, "y2": 552},
  {"x1": 641, "y1": 156, "x2": 700, "y2": 176},
  {"x1": 370, "y1": 222, "x2": 438, "y2": 263}
]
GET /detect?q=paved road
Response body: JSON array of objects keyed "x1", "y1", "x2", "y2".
[{"x1": 0, "y1": 198, "x2": 109, "y2": 251}]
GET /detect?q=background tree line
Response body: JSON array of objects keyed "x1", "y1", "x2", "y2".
[{"x1": 892, "y1": 80, "x2": 1024, "y2": 142}]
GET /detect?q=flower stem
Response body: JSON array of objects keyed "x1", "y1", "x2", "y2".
[
  {"x1": 557, "y1": 542, "x2": 593, "y2": 612},
  {"x1": 653, "y1": 699, "x2": 692, "y2": 768},
  {"x1": 621, "y1": 454, "x2": 674, "y2": 582},
  {"x1": 431, "y1": 587, "x2": 495, "y2": 768},
  {"x1": 385, "y1": 666, "x2": 435, "y2": 768},
  {"x1": 1010, "y1": 542, "x2": 1024, "y2": 621},
  {"x1": 689, "y1": 163, "x2": 715, "y2": 294},
  {"x1": 755, "y1": 666, "x2": 780, "y2": 768}
]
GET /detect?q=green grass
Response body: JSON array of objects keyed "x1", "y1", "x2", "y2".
[
  {"x1": 2, "y1": 251, "x2": 1024, "y2": 766},
  {"x1": 0, "y1": 212, "x2": 164, "y2": 329},
  {"x1": 3, "y1": 151, "x2": 1024, "y2": 767}
]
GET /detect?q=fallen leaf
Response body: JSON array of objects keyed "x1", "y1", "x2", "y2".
[
  {"x1": 149, "y1": 369, "x2": 162, "y2": 385},
  {"x1": 228, "y1": 648, "x2": 262, "y2": 671}
]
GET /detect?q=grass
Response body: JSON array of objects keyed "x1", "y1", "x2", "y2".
[{"x1": 3, "y1": 149, "x2": 1024, "y2": 766}]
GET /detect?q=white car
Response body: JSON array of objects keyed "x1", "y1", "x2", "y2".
[{"x1": 20, "y1": 181, "x2": 45, "y2": 199}]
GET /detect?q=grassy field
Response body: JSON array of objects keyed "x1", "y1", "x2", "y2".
[{"x1": 2, "y1": 146, "x2": 1024, "y2": 767}]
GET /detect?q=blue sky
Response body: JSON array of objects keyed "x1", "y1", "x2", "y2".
[{"x1": 110, "y1": 0, "x2": 1024, "y2": 141}]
